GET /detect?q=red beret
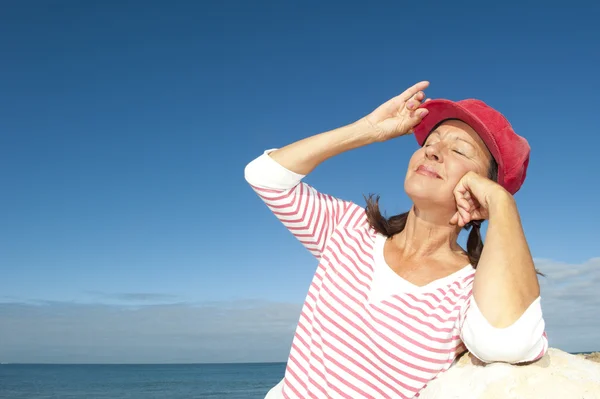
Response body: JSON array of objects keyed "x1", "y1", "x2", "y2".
[{"x1": 413, "y1": 99, "x2": 530, "y2": 195}]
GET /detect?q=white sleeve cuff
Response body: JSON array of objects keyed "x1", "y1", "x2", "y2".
[
  {"x1": 461, "y1": 296, "x2": 546, "y2": 364},
  {"x1": 244, "y1": 148, "x2": 305, "y2": 190}
]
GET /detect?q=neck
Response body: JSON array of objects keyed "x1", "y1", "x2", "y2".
[{"x1": 390, "y1": 205, "x2": 463, "y2": 259}]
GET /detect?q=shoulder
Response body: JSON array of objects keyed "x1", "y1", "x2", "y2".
[
  {"x1": 322, "y1": 202, "x2": 379, "y2": 255},
  {"x1": 337, "y1": 202, "x2": 376, "y2": 236}
]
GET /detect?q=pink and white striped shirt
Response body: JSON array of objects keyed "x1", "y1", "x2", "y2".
[{"x1": 245, "y1": 149, "x2": 548, "y2": 399}]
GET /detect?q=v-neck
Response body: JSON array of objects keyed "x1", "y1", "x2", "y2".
[{"x1": 368, "y1": 233, "x2": 473, "y2": 303}]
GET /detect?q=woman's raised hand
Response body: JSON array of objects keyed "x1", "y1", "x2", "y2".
[
  {"x1": 266, "y1": 81, "x2": 431, "y2": 176},
  {"x1": 363, "y1": 81, "x2": 430, "y2": 143}
]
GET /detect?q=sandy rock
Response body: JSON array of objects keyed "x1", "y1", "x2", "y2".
[
  {"x1": 577, "y1": 352, "x2": 600, "y2": 363},
  {"x1": 419, "y1": 348, "x2": 600, "y2": 399}
]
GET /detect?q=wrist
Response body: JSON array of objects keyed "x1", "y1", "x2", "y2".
[
  {"x1": 488, "y1": 187, "x2": 516, "y2": 216},
  {"x1": 317, "y1": 119, "x2": 378, "y2": 161},
  {"x1": 355, "y1": 117, "x2": 384, "y2": 144}
]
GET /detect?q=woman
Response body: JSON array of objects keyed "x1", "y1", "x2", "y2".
[{"x1": 245, "y1": 81, "x2": 548, "y2": 399}]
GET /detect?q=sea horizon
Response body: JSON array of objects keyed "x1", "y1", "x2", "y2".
[
  {"x1": 0, "y1": 361, "x2": 287, "y2": 365},
  {"x1": 1, "y1": 351, "x2": 597, "y2": 366}
]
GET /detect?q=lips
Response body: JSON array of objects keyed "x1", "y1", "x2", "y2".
[{"x1": 416, "y1": 165, "x2": 442, "y2": 179}]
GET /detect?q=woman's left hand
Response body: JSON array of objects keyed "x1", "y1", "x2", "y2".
[{"x1": 450, "y1": 171, "x2": 511, "y2": 227}]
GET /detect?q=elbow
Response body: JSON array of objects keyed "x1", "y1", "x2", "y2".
[
  {"x1": 464, "y1": 329, "x2": 548, "y2": 364},
  {"x1": 461, "y1": 297, "x2": 548, "y2": 364},
  {"x1": 244, "y1": 151, "x2": 271, "y2": 188},
  {"x1": 243, "y1": 159, "x2": 256, "y2": 184},
  {"x1": 244, "y1": 149, "x2": 305, "y2": 190}
]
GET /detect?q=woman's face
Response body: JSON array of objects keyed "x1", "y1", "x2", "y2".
[{"x1": 404, "y1": 119, "x2": 493, "y2": 213}]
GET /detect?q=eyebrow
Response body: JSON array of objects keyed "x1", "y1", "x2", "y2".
[{"x1": 429, "y1": 130, "x2": 476, "y2": 147}]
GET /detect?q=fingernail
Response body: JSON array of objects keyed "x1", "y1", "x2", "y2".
[
  {"x1": 407, "y1": 101, "x2": 414, "y2": 109},
  {"x1": 419, "y1": 109, "x2": 428, "y2": 117}
]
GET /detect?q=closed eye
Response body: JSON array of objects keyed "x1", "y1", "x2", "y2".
[{"x1": 453, "y1": 150, "x2": 465, "y2": 156}]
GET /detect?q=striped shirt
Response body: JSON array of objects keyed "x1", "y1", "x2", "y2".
[{"x1": 245, "y1": 149, "x2": 548, "y2": 399}]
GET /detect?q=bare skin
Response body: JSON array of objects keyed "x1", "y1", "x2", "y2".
[
  {"x1": 385, "y1": 120, "x2": 493, "y2": 286},
  {"x1": 269, "y1": 81, "x2": 540, "y2": 328}
]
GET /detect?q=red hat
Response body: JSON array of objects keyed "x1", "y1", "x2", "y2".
[{"x1": 413, "y1": 99, "x2": 530, "y2": 195}]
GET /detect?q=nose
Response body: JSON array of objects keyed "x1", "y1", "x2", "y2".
[{"x1": 424, "y1": 143, "x2": 443, "y2": 162}]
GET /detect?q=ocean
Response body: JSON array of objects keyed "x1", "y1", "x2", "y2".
[
  {"x1": 0, "y1": 363, "x2": 286, "y2": 399},
  {"x1": 2, "y1": 354, "x2": 596, "y2": 398}
]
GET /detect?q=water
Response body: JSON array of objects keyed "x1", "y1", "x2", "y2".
[
  {"x1": 2, "y1": 354, "x2": 596, "y2": 398},
  {"x1": 0, "y1": 363, "x2": 286, "y2": 399}
]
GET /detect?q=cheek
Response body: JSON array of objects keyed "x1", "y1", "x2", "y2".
[
  {"x1": 407, "y1": 149, "x2": 424, "y2": 168},
  {"x1": 405, "y1": 150, "x2": 424, "y2": 178},
  {"x1": 445, "y1": 159, "x2": 481, "y2": 185}
]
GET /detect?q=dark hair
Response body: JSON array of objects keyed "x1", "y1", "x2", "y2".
[{"x1": 364, "y1": 157, "x2": 498, "y2": 267}]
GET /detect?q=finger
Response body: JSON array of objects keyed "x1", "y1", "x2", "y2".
[
  {"x1": 458, "y1": 205, "x2": 470, "y2": 220},
  {"x1": 453, "y1": 186, "x2": 468, "y2": 206},
  {"x1": 458, "y1": 207, "x2": 471, "y2": 226},
  {"x1": 459, "y1": 195, "x2": 475, "y2": 210},
  {"x1": 404, "y1": 109, "x2": 429, "y2": 133},
  {"x1": 424, "y1": 98, "x2": 431, "y2": 103},
  {"x1": 453, "y1": 182, "x2": 468, "y2": 198},
  {"x1": 463, "y1": 216, "x2": 471, "y2": 227},
  {"x1": 464, "y1": 192, "x2": 479, "y2": 210},
  {"x1": 456, "y1": 198, "x2": 469, "y2": 211},
  {"x1": 457, "y1": 212, "x2": 464, "y2": 227},
  {"x1": 408, "y1": 105, "x2": 429, "y2": 119},
  {"x1": 398, "y1": 81, "x2": 430, "y2": 102},
  {"x1": 470, "y1": 211, "x2": 484, "y2": 222},
  {"x1": 406, "y1": 91, "x2": 426, "y2": 110},
  {"x1": 405, "y1": 102, "x2": 429, "y2": 129},
  {"x1": 450, "y1": 212, "x2": 459, "y2": 225},
  {"x1": 467, "y1": 198, "x2": 477, "y2": 210}
]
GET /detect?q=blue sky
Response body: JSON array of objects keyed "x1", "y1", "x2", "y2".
[{"x1": 1, "y1": 1, "x2": 599, "y2": 362}]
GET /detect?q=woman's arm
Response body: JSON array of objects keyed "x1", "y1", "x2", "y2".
[
  {"x1": 268, "y1": 119, "x2": 377, "y2": 175},
  {"x1": 269, "y1": 80, "x2": 430, "y2": 175},
  {"x1": 451, "y1": 171, "x2": 541, "y2": 328},
  {"x1": 245, "y1": 82, "x2": 430, "y2": 258},
  {"x1": 244, "y1": 149, "x2": 361, "y2": 259},
  {"x1": 459, "y1": 293, "x2": 548, "y2": 364},
  {"x1": 474, "y1": 191, "x2": 541, "y2": 328},
  {"x1": 451, "y1": 166, "x2": 547, "y2": 363}
]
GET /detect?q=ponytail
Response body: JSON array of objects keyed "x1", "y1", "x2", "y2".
[
  {"x1": 365, "y1": 197, "x2": 486, "y2": 267},
  {"x1": 465, "y1": 221, "x2": 483, "y2": 267},
  {"x1": 365, "y1": 150, "x2": 543, "y2": 274},
  {"x1": 364, "y1": 195, "x2": 409, "y2": 237}
]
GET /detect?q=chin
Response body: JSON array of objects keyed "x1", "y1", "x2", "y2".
[{"x1": 404, "y1": 175, "x2": 452, "y2": 207}]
